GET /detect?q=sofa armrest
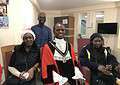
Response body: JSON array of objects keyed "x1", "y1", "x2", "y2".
[{"x1": 81, "y1": 66, "x2": 91, "y2": 83}]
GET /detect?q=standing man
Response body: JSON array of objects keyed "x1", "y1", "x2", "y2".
[{"x1": 31, "y1": 12, "x2": 52, "y2": 47}]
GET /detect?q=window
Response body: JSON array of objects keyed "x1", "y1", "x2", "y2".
[{"x1": 80, "y1": 13, "x2": 87, "y2": 35}]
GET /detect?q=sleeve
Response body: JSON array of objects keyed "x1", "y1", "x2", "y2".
[
  {"x1": 42, "y1": 44, "x2": 56, "y2": 83},
  {"x1": 79, "y1": 47, "x2": 99, "y2": 71},
  {"x1": 42, "y1": 45, "x2": 49, "y2": 79},
  {"x1": 9, "y1": 46, "x2": 17, "y2": 67},
  {"x1": 31, "y1": 26, "x2": 34, "y2": 31},
  {"x1": 48, "y1": 28, "x2": 52, "y2": 41},
  {"x1": 31, "y1": 26, "x2": 36, "y2": 36},
  {"x1": 33, "y1": 48, "x2": 40, "y2": 72},
  {"x1": 8, "y1": 46, "x2": 21, "y2": 77},
  {"x1": 72, "y1": 66, "x2": 85, "y2": 80},
  {"x1": 8, "y1": 66, "x2": 21, "y2": 77},
  {"x1": 36, "y1": 48, "x2": 40, "y2": 64},
  {"x1": 108, "y1": 54, "x2": 119, "y2": 68},
  {"x1": 105, "y1": 47, "x2": 119, "y2": 66},
  {"x1": 52, "y1": 71, "x2": 68, "y2": 85}
]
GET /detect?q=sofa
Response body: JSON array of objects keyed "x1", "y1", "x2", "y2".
[{"x1": 1, "y1": 44, "x2": 91, "y2": 85}]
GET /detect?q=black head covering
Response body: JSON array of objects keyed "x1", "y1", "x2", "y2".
[{"x1": 90, "y1": 33, "x2": 104, "y2": 41}]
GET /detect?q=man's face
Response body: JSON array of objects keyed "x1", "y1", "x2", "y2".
[
  {"x1": 54, "y1": 23, "x2": 65, "y2": 39},
  {"x1": 92, "y1": 37, "x2": 103, "y2": 48},
  {"x1": 23, "y1": 33, "x2": 34, "y2": 46},
  {"x1": 38, "y1": 14, "x2": 46, "y2": 25}
]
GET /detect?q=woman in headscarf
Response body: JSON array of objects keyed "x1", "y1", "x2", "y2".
[
  {"x1": 79, "y1": 33, "x2": 120, "y2": 85},
  {"x1": 6, "y1": 30, "x2": 40, "y2": 85}
]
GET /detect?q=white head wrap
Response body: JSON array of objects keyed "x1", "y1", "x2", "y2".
[{"x1": 21, "y1": 30, "x2": 36, "y2": 40}]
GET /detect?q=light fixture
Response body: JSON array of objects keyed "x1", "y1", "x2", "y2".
[{"x1": 96, "y1": 15, "x2": 104, "y2": 18}]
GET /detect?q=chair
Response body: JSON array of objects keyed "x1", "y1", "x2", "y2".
[
  {"x1": 77, "y1": 38, "x2": 91, "y2": 84},
  {"x1": 1, "y1": 45, "x2": 43, "y2": 85},
  {"x1": 77, "y1": 38, "x2": 90, "y2": 53},
  {"x1": 81, "y1": 66, "x2": 91, "y2": 84},
  {"x1": 1, "y1": 45, "x2": 15, "y2": 80}
]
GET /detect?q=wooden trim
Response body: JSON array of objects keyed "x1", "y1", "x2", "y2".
[{"x1": 1, "y1": 45, "x2": 15, "y2": 79}]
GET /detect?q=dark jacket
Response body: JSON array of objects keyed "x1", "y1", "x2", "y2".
[
  {"x1": 79, "y1": 44, "x2": 119, "y2": 85},
  {"x1": 31, "y1": 24, "x2": 52, "y2": 47},
  {"x1": 79, "y1": 44, "x2": 118, "y2": 71},
  {"x1": 6, "y1": 42, "x2": 40, "y2": 85}
]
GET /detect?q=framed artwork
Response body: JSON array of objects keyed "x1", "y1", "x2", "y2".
[
  {"x1": 0, "y1": 0, "x2": 9, "y2": 4},
  {"x1": 0, "y1": 16, "x2": 8, "y2": 27},
  {"x1": 0, "y1": 3, "x2": 8, "y2": 28},
  {"x1": 0, "y1": 3, "x2": 7, "y2": 16}
]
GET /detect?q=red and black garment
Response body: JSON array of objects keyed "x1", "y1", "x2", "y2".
[{"x1": 41, "y1": 41, "x2": 80, "y2": 85}]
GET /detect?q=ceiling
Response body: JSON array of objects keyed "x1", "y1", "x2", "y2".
[{"x1": 38, "y1": 0, "x2": 120, "y2": 10}]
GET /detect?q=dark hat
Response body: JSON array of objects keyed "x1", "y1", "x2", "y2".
[{"x1": 90, "y1": 33, "x2": 103, "y2": 41}]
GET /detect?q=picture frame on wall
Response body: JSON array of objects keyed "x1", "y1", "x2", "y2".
[
  {"x1": 0, "y1": 3, "x2": 8, "y2": 28},
  {"x1": 0, "y1": 0, "x2": 9, "y2": 4},
  {"x1": 0, "y1": 16, "x2": 8, "y2": 27},
  {"x1": 0, "y1": 3, "x2": 7, "y2": 16}
]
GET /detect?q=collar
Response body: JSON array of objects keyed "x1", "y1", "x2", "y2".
[{"x1": 54, "y1": 38, "x2": 66, "y2": 44}]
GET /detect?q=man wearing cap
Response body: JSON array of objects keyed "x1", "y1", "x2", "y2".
[
  {"x1": 6, "y1": 30, "x2": 40, "y2": 85},
  {"x1": 31, "y1": 12, "x2": 52, "y2": 47},
  {"x1": 79, "y1": 33, "x2": 120, "y2": 85}
]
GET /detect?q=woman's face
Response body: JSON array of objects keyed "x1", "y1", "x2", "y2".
[
  {"x1": 54, "y1": 23, "x2": 65, "y2": 39},
  {"x1": 23, "y1": 33, "x2": 34, "y2": 46},
  {"x1": 92, "y1": 37, "x2": 103, "y2": 48}
]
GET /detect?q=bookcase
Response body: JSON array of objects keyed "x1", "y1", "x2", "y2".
[{"x1": 54, "y1": 16, "x2": 74, "y2": 46}]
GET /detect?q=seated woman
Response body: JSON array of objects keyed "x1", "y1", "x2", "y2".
[
  {"x1": 6, "y1": 30, "x2": 40, "y2": 85},
  {"x1": 79, "y1": 33, "x2": 120, "y2": 85},
  {"x1": 41, "y1": 22, "x2": 85, "y2": 85}
]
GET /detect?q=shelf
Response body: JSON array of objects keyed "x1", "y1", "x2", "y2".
[
  {"x1": 65, "y1": 35, "x2": 74, "y2": 37},
  {"x1": 54, "y1": 16, "x2": 74, "y2": 46},
  {"x1": 65, "y1": 28, "x2": 74, "y2": 30}
]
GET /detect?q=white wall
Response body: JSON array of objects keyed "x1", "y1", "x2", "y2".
[
  {"x1": 0, "y1": 0, "x2": 37, "y2": 65},
  {"x1": 60, "y1": 3, "x2": 120, "y2": 53},
  {"x1": 41, "y1": 10, "x2": 63, "y2": 38},
  {"x1": 43, "y1": 10, "x2": 62, "y2": 28},
  {"x1": 40, "y1": 3, "x2": 120, "y2": 54},
  {"x1": 41, "y1": 3, "x2": 120, "y2": 61},
  {"x1": 1, "y1": 1, "x2": 120, "y2": 64},
  {"x1": 117, "y1": 6, "x2": 120, "y2": 49}
]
